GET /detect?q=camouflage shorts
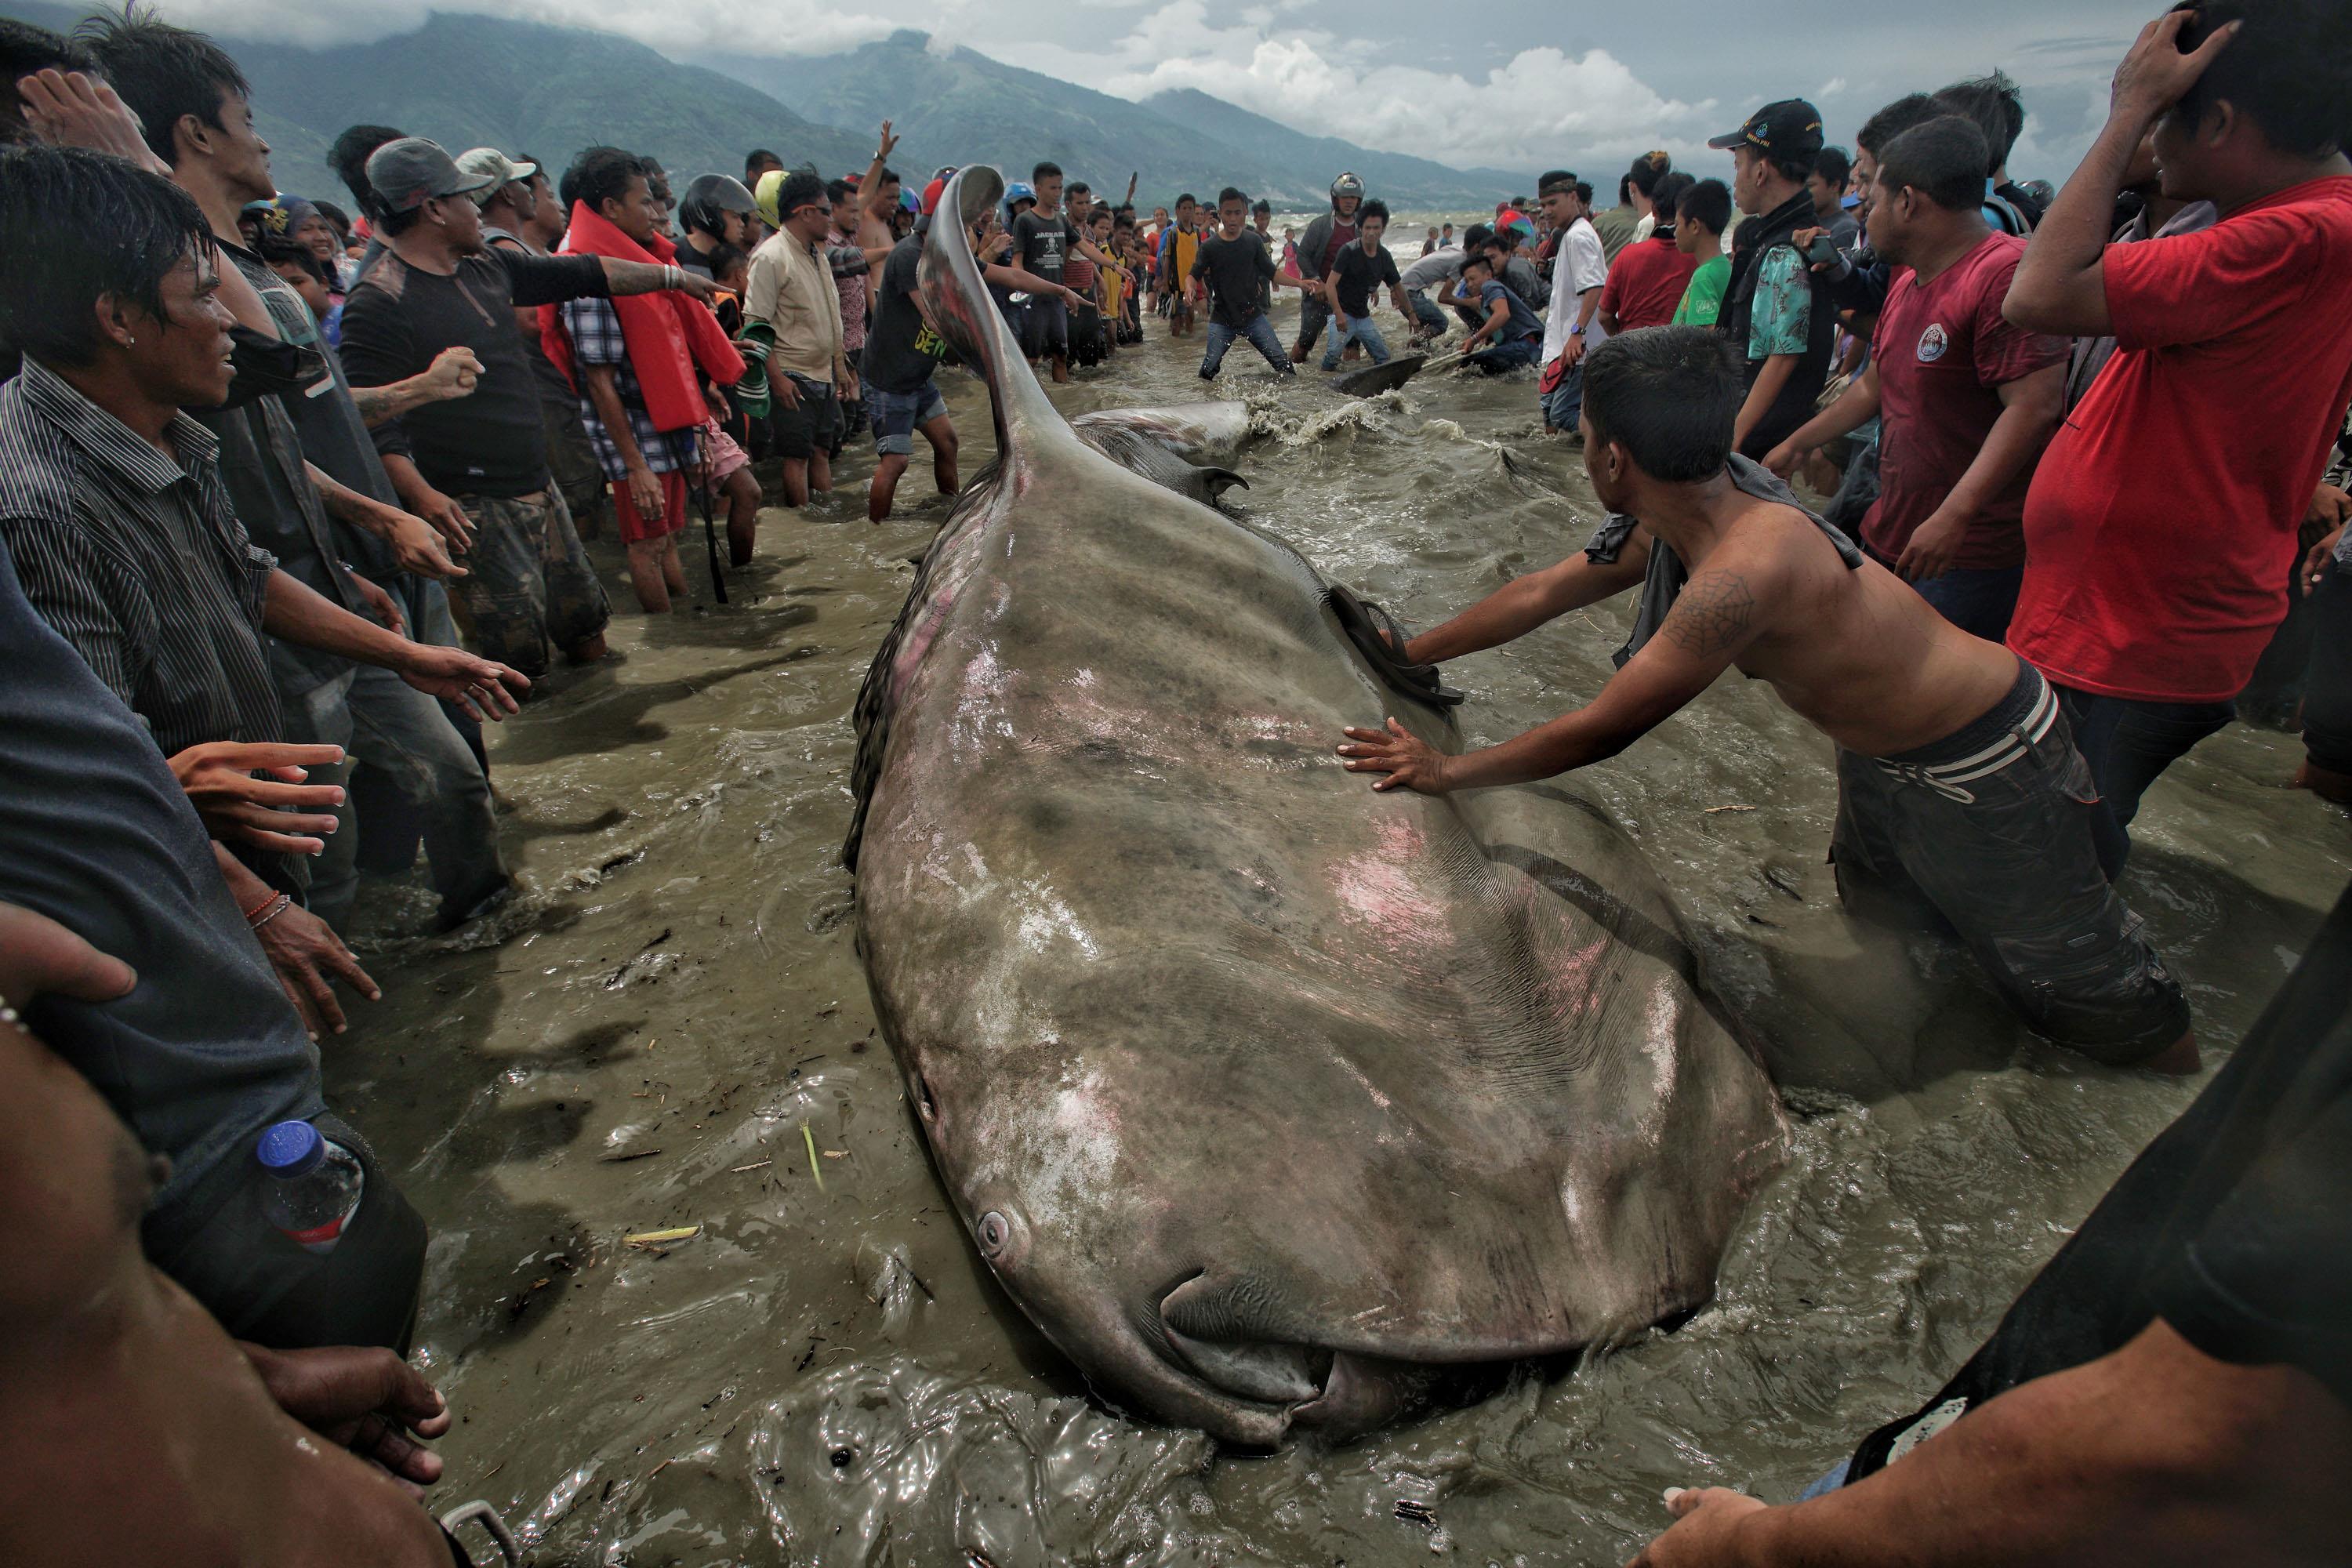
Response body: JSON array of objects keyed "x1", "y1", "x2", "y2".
[
  {"x1": 541, "y1": 392, "x2": 611, "y2": 540},
  {"x1": 453, "y1": 486, "x2": 612, "y2": 677}
]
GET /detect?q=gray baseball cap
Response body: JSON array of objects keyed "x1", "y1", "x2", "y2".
[
  {"x1": 453, "y1": 147, "x2": 538, "y2": 204},
  {"x1": 366, "y1": 137, "x2": 495, "y2": 214}
]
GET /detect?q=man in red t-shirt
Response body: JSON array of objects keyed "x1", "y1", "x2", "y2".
[
  {"x1": 1597, "y1": 172, "x2": 1702, "y2": 336},
  {"x1": 2002, "y1": 2, "x2": 2352, "y2": 869},
  {"x1": 1763, "y1": 116, "x2": 2068, "y2": 641}
]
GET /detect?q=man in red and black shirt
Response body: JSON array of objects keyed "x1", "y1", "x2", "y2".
[
  {"x1": 1763, "y1": 116, "x2": 2067, "y2": 641},
  {"x1": 2002, "y1": 0, "x2": 2352, "y2": 870}
]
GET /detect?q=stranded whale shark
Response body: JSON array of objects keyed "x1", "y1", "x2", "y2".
[{"x1": 844, "y1": 167, "x2": 1786, "y2": 1446}]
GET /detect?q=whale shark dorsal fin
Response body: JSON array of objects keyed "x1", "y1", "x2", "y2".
[{"x1": 919, "y1": 166, "x2": 1085, "y2": 477}]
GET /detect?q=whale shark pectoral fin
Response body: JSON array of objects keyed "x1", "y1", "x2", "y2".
[{"x1": 1200, "y1": 466, "x2": 1248, "y2": 499}]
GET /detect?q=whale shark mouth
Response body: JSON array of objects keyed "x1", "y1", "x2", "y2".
[{"x1": 1149, "y1": 1273, "x2": 1429, "y2": 1439}]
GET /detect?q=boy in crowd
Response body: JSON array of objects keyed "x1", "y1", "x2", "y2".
[
  {"x1": 1397, "y1": 240, "x2": 1468, "y2": 342},
  {"x1": 1762, "y1": 117, "x2": 2067, "y2": 641},
  {"x1": 1538, "y1": 170, "x2": 1609, "y2": 433},
  {"x1": 1711, "y1": 97, "x2": 1839, "y2": 458},
  {"x1": 1159, "y1": 193, "x2": 1203, "y2": 336},
  {"x1": 1014, "y1": 161, "x2": 1116, "y2": 382},
  {"x1": 1671, "y1": 180, "x2": 1734, "y2": 325},
  {"x1": 1336, "y1": 325, "x2": 2192, "y2": 1074},
  {"x1": 2001, "y1": 0, "x2": 2352, "y2": 869},
  {"x1": 1317, "y1": 198, "x2": 1407, "y2": 371},
  {"x1": 1190, "y1": 187, "x2": 1298, "y2": 379},
  {"x1": 1600, "y1": 171, "x2": 1700, "y2": 336},
  {"x1": 1454, "y1": 249, "x2": 1545, "y2": 373},
  {"x1": 1807, "y1": 146, "x2": 1861, "y2": 247}
]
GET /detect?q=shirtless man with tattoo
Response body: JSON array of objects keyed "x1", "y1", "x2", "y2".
[{"x1": 1338, "y1": 325, "x2": 2195, "y2": 1073}]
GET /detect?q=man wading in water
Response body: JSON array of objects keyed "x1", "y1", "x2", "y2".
[{"x1": 1337, "y1": 325, "x2": 2195, "y2": 1074}]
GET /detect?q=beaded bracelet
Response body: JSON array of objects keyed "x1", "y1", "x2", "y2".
[{"x1": 246, "y1": 891, "x2": 294, "y2": 930}]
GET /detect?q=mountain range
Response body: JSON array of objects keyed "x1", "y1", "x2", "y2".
[{"x1": 2, "y1": 5, "x2": 1530, "y2": 213}]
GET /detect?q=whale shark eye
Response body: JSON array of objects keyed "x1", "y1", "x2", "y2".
[{"x1": 977, "y1": 1211, "x2": 1010, "y2": 1254}]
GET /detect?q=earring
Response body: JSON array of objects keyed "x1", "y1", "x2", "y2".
[{"x1": 124, "y1": 335, "x2": 136, "y2": 346}]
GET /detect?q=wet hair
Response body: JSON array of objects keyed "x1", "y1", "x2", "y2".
[
  {"x1": 706, "y1": 241, "x2": 748, "y2": 281},
  {"x1": 1217, "y1": 185, "x2": 1247, "y2": 209},
  {"x1": 2169, "y1": 0, "x2": 2351, "y2": 160},
  {"x1": 328, "y1": 123, "x2": 405, "y2": 216},
  {"x1": 0, "y1": 142, "x2": 212, "y2": 368},
  {"x1": 1537, "y1": 169, "x2": 1577, "y2": 197},
  {"x1": 1357, "y1": 198, "x2": 1390, "y2": 227},
  {"x1": 2, "y1": 19, "x2": 81, "y2": 143},
  {"x1": 1877, "y1": 116, "x2": 1993, "y2": 212},
  {"x1": 1932, "y1": 71, "x2": 2025, "y2": 175},
  {"x1": 76, "y1": 5, "x2": 249, "y2": 167},
  {"x1": 1857, "y1": 93, "x2": 1942, "y2": 158},
  {"x1": 1649, "y1": 171, "x2": 1695, "y2": 225},
  {"x1": 1033, "y1": 160, "x2": 1062, "y2": 183},
  {"x1": 565, "y1": 146, "x2": 646, "y2": 216},
  {"x1": 772, "y1": 169, "x2": 826, "y2": 220},
  {"x1": 1628, "y1": 151, "x2": 1673, "y2": 198},
  {"x1": 1811, "y1": 146, "x2": 1852, "y2": 190},
  {"x1": 1676, "y1": 177, "x2": 1733, "y2": 235},
  {"x1": 1581, "y1": 326, "x2": 1746, "y2": 482}
]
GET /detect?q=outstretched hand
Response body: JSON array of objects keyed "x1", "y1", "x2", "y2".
[
  {"x1": 169, "y1": 740, "x2": 348, "y2": 856},
  {"x1": 239, "y1": 1343, "x2": 452, "y2": 1494},
  {"x1": 1336, "y1": 717, "x2": 1454, "y2": 793},
  {"x1": 1622, "y1": 1486, "x2": 1772, "y2": 1566}
]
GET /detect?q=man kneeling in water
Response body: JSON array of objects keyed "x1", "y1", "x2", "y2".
[{"x1": 1337, "y1": 325, "x2": 2194, "y2": 1073}]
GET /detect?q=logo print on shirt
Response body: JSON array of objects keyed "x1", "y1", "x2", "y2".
[{"x1": 1917, "y1": 322, "x2": 1949, "y2": 363}]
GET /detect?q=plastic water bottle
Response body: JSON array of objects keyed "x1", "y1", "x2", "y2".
[{"x1": 256, "y1": 1120, "x2": 365, "y2": 1254}]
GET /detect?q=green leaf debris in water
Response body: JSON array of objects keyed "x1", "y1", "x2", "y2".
[{"x1": 804, "y1": 1122, "x2": 824, "y2": 1191}]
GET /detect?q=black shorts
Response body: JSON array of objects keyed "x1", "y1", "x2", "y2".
[
  {"x1": 1020, "y1": 296, "x2": 1070, "y2": 360},
  {"x1": 768, "y1": 373, "x2": 840, "y2": 461},
  {"x1": 1830, "y1": 660, "x2": 2191, "y2": 1064}
]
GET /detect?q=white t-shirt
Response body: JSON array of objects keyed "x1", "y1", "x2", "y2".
[{"x1": 1543, "y1": 216, "x2": 1610, "y2": 364}]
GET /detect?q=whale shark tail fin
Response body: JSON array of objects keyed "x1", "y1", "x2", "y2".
[{"x1": 920, "y1": 166, "x2": 1084, "y2": 477}]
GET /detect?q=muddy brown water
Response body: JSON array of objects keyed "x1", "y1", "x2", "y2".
[{"x1": 336, "y1": 299, "x2": 2350, "y2": 1566}]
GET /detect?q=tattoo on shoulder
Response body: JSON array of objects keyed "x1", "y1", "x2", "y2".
[{"x1": 1664, "y1": 570, "x2": 1758, "y2": 657}]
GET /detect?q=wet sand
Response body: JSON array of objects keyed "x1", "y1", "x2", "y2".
[{"x1": 338, "y1": 299, "x2": 2350, "y2": 1565}]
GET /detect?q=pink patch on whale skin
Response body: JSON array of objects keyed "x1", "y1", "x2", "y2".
[{"x1": 1330, "y1": 815, "x2": 1450, "y2": 954}]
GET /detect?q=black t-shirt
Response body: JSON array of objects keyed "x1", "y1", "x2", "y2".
[
  {"x1": 339, "y1": 249, "x2": 608, "y2": 499},
  {"x1": 1850, "y1": 880, "x2": 2352, "y2": 1479},
  {"x1": 861, "y1": 233, "x2": 949, "y2": 394},
  {"x1": 1014, "y1": 210, "x2": 1080, "y2": 285},
  {"x1": 1330, "y1": 242, "x2": 1401, "y2": 318},
  {"x1": 1188, "y1": 230, "x2": 1276, "y2": 331}
]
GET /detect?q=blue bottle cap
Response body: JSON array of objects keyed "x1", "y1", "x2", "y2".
[{"x1": 256, "y1": 1120, "x2": 325, "y2": 1178}]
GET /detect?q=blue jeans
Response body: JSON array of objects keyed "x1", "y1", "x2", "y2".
[
  {"x1": 2054, "y1": 683, "x2": 2234, "y2": 875},
  {"x1": 1915, "y1": 564, "x2": 2023, "y2": 643},
  {"x1": 1200, "y1": 314, "x2": 1293, "y2": 378},
  {"x1": 1320, "y1": 314, "x2": 1391, "y2": 371},
  {"x1": 1541, "y1": 359, "x2": 1584, "y2": 430},
  {"x1": 1406, "y1": 289, "x2": 1448, "y2": 333},
  {"x1": 1294, "y1": 293, "x2": 1333, "y2": 354},
  {"x1": 1467, "y1": 335, "x2": 1540, "y2": 374}
]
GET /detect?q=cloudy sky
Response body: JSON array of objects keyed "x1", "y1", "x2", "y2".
[{"x1": 172, "y1": 0, "x2": 2157, "y2": 176}]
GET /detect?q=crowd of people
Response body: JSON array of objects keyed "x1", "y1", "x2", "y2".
[{"x1": 0, "y1": 2, "x2": 2348, "y2": 1563}]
